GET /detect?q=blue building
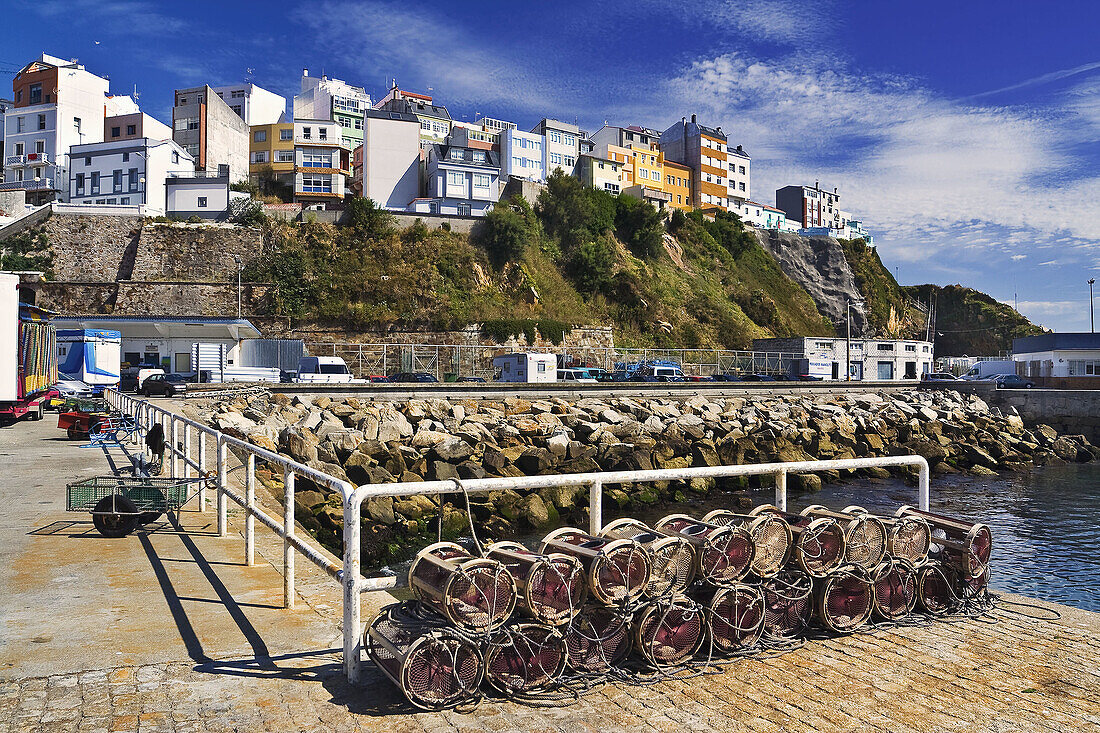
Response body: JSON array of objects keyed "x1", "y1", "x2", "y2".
[{"x1": 409, "y1": 144, "x2": 501, "y2": 217}]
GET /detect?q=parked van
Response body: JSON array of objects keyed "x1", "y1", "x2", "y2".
[
  {"x1": 295, "y1": 356, "x2": 358, "y2": 384},
  {"x1": 492, "y1": 353, "x2": 557, "y2": 383},
  {"x1": 557, "y1": 368, "x2": 598, "y2": 383},
  {"x1": 961, "y1": 360, "x2": 1015, "y2": 381}
]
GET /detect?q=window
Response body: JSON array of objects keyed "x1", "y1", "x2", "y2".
[
  {"x1": 447, "y1": 171, "x2": 465, "y2": 186},
  {"x1": 276, "y1": 150, "x2": 294, "y2": 162},
  {"x1": 549, "y1": 152, "x2": 562, "y2": 165},
  {"x1": 353, "y1": 118, "x2": 363, "y2": 130},
  {"x1": 111, "y1": 169, "x2": 122, "y2": 193},
  {"x1": 127, "y1": 124, "x2": 136, "y2": 135},
  {"x1": 904, "y1": 344, "x2": 916, "y2": 352},
  {"x1": 512, "y1": 156, "x2": 522, "y2": 169},
  {"x1": 252, "y1": 151, "x2": 269, "y2": 163},
  {"x1": 421, "y1": 120, "x2": 432, "y2": 130},
  {"x1": 106, "y1": 198, "x2": 117, "y2": 205},
  {"x1": 128, "y1": 168, "x2": 138, "y2": 191},
  {"x1": 174, "y1": 117, "x2": 199, "y2": 131},
  {"x1": 75, "y1": 173, "x2": 85, "y2": 194},
  {"x1": 1069, "y1": 360, "x2": 1100, "y2": 376},
  {"x1": 254, "y1": 130, "x2": 267, "y2": 142},
  {"x1": 300, "y1": 174, "x2": 331, "y2": 192},
  {"x1": 302, "y1": 127, "x2": 311, "y2": 139},
  {"x1": 598, "y1": 162, "x2": 605, "y2": 170},
  {"x1": 739, "y1": 182, "x2": 746, "y2": 191},
  {"x1": 433, "y1": 122, "x2": 447, "y2": 134},
  {"x1": 121, "y1": 197, "x2": 130, "y2": 205},
  {"x1": 739, "y1": 165, "x2": 746, "y2": 174},
  {"x1": 231, "y1": 89, "x2": 246, "y2": 98},
  {"x1": 122, "y1": 152, "x2": 129, "y2": 162},
  {"x1": 29, "y1": 83, "x2": 42, "y2": 104},
  {"x1": 472, "y1": 150, "x2": 486, "y2": 164},
  {"x1": 318, "y1": 127, "x2": 327, "y2": 140},
  {"x1": 564, "y1": 134, "x2": 575, "y2": 146},
  {"x1": 111, "y1": 126, "x2": 121, "y2": 138},
  {"x1": 548, "y1": 130, "x2": 562, "y2": 144},
  {"x1": 473, "y1": 174, "x2": 490, "y2": 188},
  {"x1": 91, "y1": 172, "x2": 100, "y2": 194},
  {"x1": 563, "y1": 156, "x2": 575, "y2": 167},
  {"x1": 231, "y1": 105, "x2": 242, "y2": 116},
  {"x1": 172, "y1": 152, "x2": 179, "y2": 164},
  {"x1": 16, "y1": 116, "x2": 25, "y2": 133},
  {"x1": 35, "y1": 140, "x2": 44, "y2": 153},
  {"x1": 301, "y1": 151, "x2": 329, "y2": 167},
  {"x1": 457, "y1": 203, "x2": 471, "y2": 216},
  {"x1": 877, "y1": 343, "x2": 893, "y2": 352},
  {"x1": 197, "y1": 197, "x2": 208, "y2": 207},
  {"x1": 280, "y1": 128, "x2": 293, "y2": 141},
  {"x1": 677, "y1": 195, "x2": 682, "y2": 204},
  {"x1": 603, "y1": 183, "x2": 620, "y2": 194}
]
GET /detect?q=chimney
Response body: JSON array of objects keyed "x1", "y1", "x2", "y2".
[
  {"x1": 716, "y1": 126, "x2": 722, "y2": 134},
  {"x1": 737, "y1": 144, "x2": 743, "y2": 152},
  {"x1": 681, "y1": 116, "x2": 686, "y2": 124},
  {"x1": 303, "y1": 68, "x2": 308, "y2": 77},
  {"x1": 691, "y1": 113, "x2": 697, "y2": 123},
  {"x1": 815, "y1": 180, "x2": 820, "y2": 190}
]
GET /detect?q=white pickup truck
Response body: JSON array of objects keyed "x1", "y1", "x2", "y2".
[{"x1": 294, "y1": 356, "x2": 364, "y2": 384}]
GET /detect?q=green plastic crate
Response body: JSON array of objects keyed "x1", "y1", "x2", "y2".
[
  {"x1": 66, "y1": 476, "x2": 193, "y2": 513},
  {"x1": 61, "y1": 397, "x2": 110, "y2": 414}
]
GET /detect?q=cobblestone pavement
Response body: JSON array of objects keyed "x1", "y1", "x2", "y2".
[{"x1": 1, "y1": 592, "x2": 1098, "y2": 733}]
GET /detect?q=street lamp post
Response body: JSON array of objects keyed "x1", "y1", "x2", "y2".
[
  {"x1": 234, "y1": 255, "x2": 242, "y2": 320},
  {"x1": 846, "y1": 299, "x2": 863, "y2": 381},
  {"x1": 1090, "y1": 278, "x2": 1096, "y2": 333}
]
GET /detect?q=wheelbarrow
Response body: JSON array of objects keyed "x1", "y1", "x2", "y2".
[{"x1": 66, "y1": 476, "x2": 203, "y2": 537}]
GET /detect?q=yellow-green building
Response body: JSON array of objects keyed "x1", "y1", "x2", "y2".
[{"x1": 249, "y1": 122, "x2": 294, "y2": 196}]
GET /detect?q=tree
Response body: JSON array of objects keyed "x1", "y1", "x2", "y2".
[
  {"x1": 615, "y1": 195, "x2": 665, "y2": 258},
  {"x1": 569, "y1": 233, "x2": 617, "y2": 293},
  {"x1": 344, "y1": 197, "x2": 396, "y2": 238},
  {"x1": 478, "y1": 203, "x2": 530, "y2": 267},
  {"x1": 535, "y1": 170, "x2": 613, "y2": 250}
]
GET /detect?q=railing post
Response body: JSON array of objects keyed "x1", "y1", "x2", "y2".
[
  {"x1": 245, "y1": 454, "x2": 256, "y2": 566},
  {"x1": 589, "y1": 480, "x2": 603, "y2": 535},
  {"x1": 183, "y1": 425, "x2": 192, "y2": 480},
  {"x1": 283, "y1": 468, "x2": 295, "y2": 609},
  {"x1": 217, "y1": 437, "x2": 227, "y2": 537},
  {"x1": 918, "y1": 460, "x2": 930, "y2": 511},
  {"x1": 170, "y1": 417, "x2": 179, "y2": 479},
  {"x1": 775, "y1": 470, "x2": 787, "y2": 512},
  {"x1": 344, "y1": 489, "x2": 363, "y2": 682},
  {"x1": 198, "y1": 431, "x2": 207, "y2": 511}
]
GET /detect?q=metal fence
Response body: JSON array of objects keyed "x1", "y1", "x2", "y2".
[
  {"x1": 304, "y1": 342, "x2": 802, "y2": 381},
  {"x1": 105, "y1": 389, "x2": 930, "y2": 684}
]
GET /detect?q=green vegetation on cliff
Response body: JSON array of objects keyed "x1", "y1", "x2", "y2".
[
  {"x1": 245, "y1": 173, "x2": 834, "y2": 347},
  {"x1": 836, "y1": 237, "x2": 916, "y2": 337},
  {"x1": 903, "y1": 283, "x2": 1045, "y2": 357}
]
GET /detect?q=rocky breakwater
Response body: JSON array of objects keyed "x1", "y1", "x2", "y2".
[{"x1": 192, "y1": 390, "x2": 1097, "y2": 563}]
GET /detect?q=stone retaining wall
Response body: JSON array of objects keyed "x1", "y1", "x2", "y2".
[{"x1": 989, "y1": 389, "x2": 1100, "y2": 443}]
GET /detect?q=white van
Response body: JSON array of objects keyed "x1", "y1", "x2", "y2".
[
  {"x1": 295, "y1": 356, "x2": 359, "y2": 384},
  {"x1": 557, "y1": 368, "x2": 598, "y2": 383},
  {"x1": 961, "y1": 360, "x2": 1015, "y2": 381}
]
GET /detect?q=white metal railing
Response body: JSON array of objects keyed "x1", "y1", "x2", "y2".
[{"x1": 104, "y1": 389, "x2": 930, "y2": 685}]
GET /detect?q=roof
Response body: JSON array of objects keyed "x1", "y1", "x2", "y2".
[
  {"x1": 1013, "y1": 333, "x2": 1100, "y2": 353},
  {"x1": 430, "y1": 144, "x2": 500, "y2": 168},
  {"x1": 363, "y1": 108, "x2": 419, "y2": 124},
  {"x1": 380, "y1": 97, "x2": 451, "y2": 121},
  {"x1": 579, "y1": 153, "x2": 619, "y2": 166},
  {"x1": 52, "y1": 316, "x2": 261, "y2": 340}
]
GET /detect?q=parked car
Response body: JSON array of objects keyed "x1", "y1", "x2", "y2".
[
  {"x1": 558, "y1": 368, "x2": 598, "y2": 383},
  {"x1": 388, "y1": 372, "x2": 439, "y2": 383},
  {"x1": 991, "y1": 374, "x2": 1035, "y2": 389},
  {"x1": 48, "y1": 378, "x2": 92, "y2": 409},
  {"x1": 142, "y1": 373, "x2": 189, "y2": 397},
  {"x1": 793, "y1": 374, "x2": 823, "y2": 381},
  {"x1": 738, "y1": 373, "x2": 778, "y2": 382},
  {"x1": 686, "y1": 375, "x2": 716, "y2": 382},
  {"x1": 457, "y1": 376, "x2": 486, "y2": 383},
  {"x1": 921, "y1": 372, "x2": 960, "y2": 382}
]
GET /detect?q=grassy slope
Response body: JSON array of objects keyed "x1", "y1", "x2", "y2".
[{"x1": 254, "y1": 214, "x2": 835, "y2": 348}]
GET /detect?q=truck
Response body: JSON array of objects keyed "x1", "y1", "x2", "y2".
[
  {"x1": 295, "y1": 356, "x2": 360, "y2": 384},
  {"x1": 0, "y1": 273, "x2": 57, "y2": 422},
  {"x1": 961, "y1": 360, "x2": 1016, "y2": 381},
  {"x1": 57, "y1": 328, "x2": 121, "y2": 394},
  {"x1": 492, "y1": 352, "x2": 557, "y2": 383}
]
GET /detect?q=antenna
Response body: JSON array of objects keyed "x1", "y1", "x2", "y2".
[{"x1": 132, "y1": 83, "x2": 140, "y2": 101}]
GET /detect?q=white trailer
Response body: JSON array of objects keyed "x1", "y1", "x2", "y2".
[
  {"x1": 57, "y1": 329, "x2": 121, "y2": 387},
  {"x1": 492, "y1": 352, "x2": 557, "y2": 383}
]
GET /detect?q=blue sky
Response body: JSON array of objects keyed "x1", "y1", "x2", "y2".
[{"x1": 4, "y1": 0, "x2": 1100, "y2": 332}]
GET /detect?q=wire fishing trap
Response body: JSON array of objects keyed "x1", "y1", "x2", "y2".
[
  {"x1": 868, "y1": 557, "x2": 918, "y2": 620},
  {"x1": 800, "y1": 505, "x2": 888, "y2": 569},
  {"x1": 486, "y1": 541, "x2": 588, "y2": 626},
  {"x1": 598, "y1": 518, "x2": 696, "y2": 598},
  {"x1": 700, "y1": 583, "x2": 766, "y2": 654},
  {"x1": 562, "y1": 604, "x2": 633, "y2": 673},
  {"x1": 407, "y1": 542, "x2": 517, "y2": 632},
  {"x1": 653, "y1": 514, "x2": 756, "y2": 586},
  {"x1": 897, "y1": 506, "x2": 992, "y2": 579},
  {"x1": 749, "y1": 505, "x2": 847, "y2": 578},
  {"x1": 632, "y1": 594, "x2": 706, "y2": 667},
  {"x1": 483, "y1": 623, "x2": 568, "y2": 694},
  {"x1": 761, "y1": 569, "x2": 814, "y2": 638},
  {"x1": 701, "y1": 509, "x2": 793, "y2": 578},
  {"x1": 813, "y1": 565, "x2": 874, "y2": 633},
  {"x1": 539, "y1": 527, "x2": 652, "y2": 607},
  {"x1": 842, "y1": 505, "x2": 932, "y2": 565},
  {"x1": 365, "y1": 602, "x2": 484, "y2": 711}
]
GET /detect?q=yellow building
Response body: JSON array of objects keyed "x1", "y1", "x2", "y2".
[
  {"x1": 249, "y1": 122, "x2": 295, "y2": 192},
  {"x1": 663, "y1": 159, "x2": 693, "y2": 211}
]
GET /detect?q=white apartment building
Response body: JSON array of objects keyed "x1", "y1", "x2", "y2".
[
  {"x1": 68, "y1": 137, "x2": 195, "y2": 213},
  {"x1": 1, "y1": 54, "x2": 111, "y2": 203},
  {"x1": 531, "y1": 118, "x2": 580, "y2": 175},
  {"x1": 735, "y1": 200, "x2": 787, "y2": 230},
  {"x1": 500, "y1": 127, "x2": 546, "y2": 182},
  {"x1": 359, "y1": 109, "x2": 421, "y2": 210},
  {"x1": 293, "y1": 119, "x2": 349, "y2": 204},
  {"x1": 211, "y1": 82, "x2": 288, "y2": 126},
  {"x1": 726, "y1": 144, "x2": 750, "y2": 206}
]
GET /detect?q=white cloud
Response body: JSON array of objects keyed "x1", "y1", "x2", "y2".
[
  {"x1": 1038, "y1": 260, "x2": 1059, "y2": 266},
  {"x1": 1010, "y1": 255, "x2": 1027, "y2": 261}
]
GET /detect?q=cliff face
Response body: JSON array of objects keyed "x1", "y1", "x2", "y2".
[
  {"x1": 753, "y1": 229, "x2": 870, "y2": 335},
  {"x1": 904, "y1": 283, "x2": 1046, "y2": 357}
]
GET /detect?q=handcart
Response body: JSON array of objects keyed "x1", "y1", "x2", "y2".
[
  {"x1": 66, "y1": 476, "x2": 202, "y2": 537},
  {"x1": 83, "y1": 413, "x2": 141, "y2": 446},
  {"x1": 57, "y1": 398, "x2": 111, "y2": 440}
]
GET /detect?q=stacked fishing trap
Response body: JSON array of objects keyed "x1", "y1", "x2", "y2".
[{"x1": 366, "y1": 503, "x2": 994, "y2": 710}]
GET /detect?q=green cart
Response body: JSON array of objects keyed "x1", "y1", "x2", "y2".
[{"x1": 66, "y1": 476, "x2": 200, "y2": 537}]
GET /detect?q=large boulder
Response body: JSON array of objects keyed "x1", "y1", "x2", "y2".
[{"x1": 280, "y1": 427, "x2": 318, "y2": 464}]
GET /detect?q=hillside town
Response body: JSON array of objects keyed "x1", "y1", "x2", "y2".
[{"x1": 0, "y1": 53, "x2": 872, "y2": 242}]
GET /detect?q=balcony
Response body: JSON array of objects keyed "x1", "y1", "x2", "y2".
[
  {"x1": 4, "y1": 153, "x2": 52, "y2": 168},
  {"x1": 0, "y1": 177, "x2": 55, "y2": 192}
]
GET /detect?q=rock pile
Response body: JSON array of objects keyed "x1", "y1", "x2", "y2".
[{"x1": 188, "y1": 390, "x2": 1096, "y2": 562}]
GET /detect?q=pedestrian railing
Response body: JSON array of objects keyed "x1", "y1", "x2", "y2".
[{"x1": 104, "y1": 389, "x2": 930, "y2": 684}]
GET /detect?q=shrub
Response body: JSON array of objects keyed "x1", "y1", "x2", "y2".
[
  {"x1": 614, "y1": 195, "x2": 664, "y2": 258},
  {"x1": 569, "y1": 233, "x2": 617, "y2": 293},
  {"x1": 344, "y1": 197, "x2": 395, "y2": 238},
  {"x1": 535, "y1": 170, "x2": 612, "y2": 251},
  {"x1": 478, "y1": 203, "x2": 530, "y2": 267}
]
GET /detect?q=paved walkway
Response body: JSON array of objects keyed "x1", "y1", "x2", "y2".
[{"x1": 1, "y1": 408, "x2": 1099, "y2": 732}]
